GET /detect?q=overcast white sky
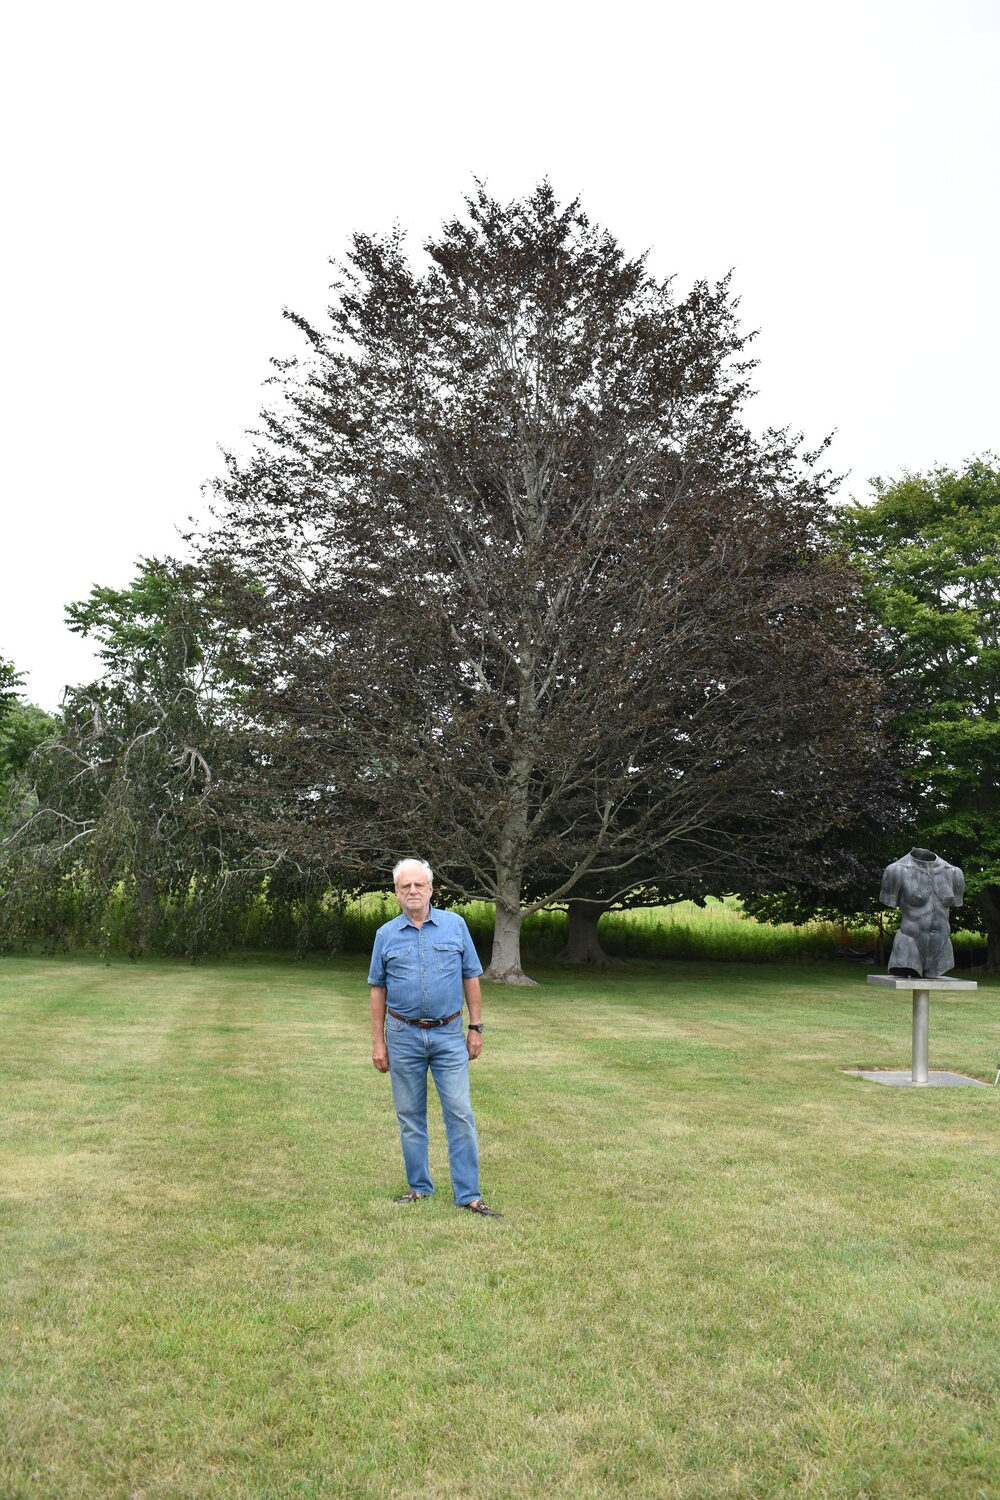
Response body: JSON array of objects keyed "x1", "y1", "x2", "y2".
[{"x1": 3, "y1": 0, "x2": 998, "y2": 710}]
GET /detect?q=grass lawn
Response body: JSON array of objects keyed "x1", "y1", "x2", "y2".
[{"x1": 1, "y1": 955, "x2": 998, "y2": 1499}]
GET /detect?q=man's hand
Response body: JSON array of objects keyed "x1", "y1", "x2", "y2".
[
  {"x1": 466, "y1": 1029, "x2": 483, "y2": 1061},
  {"x1": 372, "y1": 1041, "x2": 390, "y2": 1073}
]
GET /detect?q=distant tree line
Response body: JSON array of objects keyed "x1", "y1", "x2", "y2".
[{"x1": 3, "y1": 187, "x2": 997, "y2": 974}]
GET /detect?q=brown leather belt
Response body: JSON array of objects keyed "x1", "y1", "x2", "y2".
[{"x1": 386, "y1": 1007, "x2": 462, "y2": 1029}]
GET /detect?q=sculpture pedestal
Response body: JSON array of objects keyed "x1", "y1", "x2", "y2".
[{"x1": 862, "y1": 975, "x2": 981, "y2": 1086}]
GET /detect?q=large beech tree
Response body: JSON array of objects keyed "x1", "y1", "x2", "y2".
[{"x1": 199, "y1": 184, "x2": 881, "y2": 983}]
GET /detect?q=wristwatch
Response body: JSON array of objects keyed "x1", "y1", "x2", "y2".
[{"x1": 467, "y1": 1023, "x2": 484, "y2": 1034}]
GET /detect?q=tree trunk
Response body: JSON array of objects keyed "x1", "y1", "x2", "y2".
[
  {"x1": 486, "y1": 902, "x2": 538, "y2": 986},
  {"x1": 555, "y1": 900, "x2": 617, "y2": 965},
  {"x1": 978, "y1": 885, "x2": 1000, "y2": 973}
]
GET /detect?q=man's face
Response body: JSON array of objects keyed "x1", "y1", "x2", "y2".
[{"x1": 394, "y1": 865, "x2": 432, "y2": 920}]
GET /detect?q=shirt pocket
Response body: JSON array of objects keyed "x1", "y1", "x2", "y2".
[
  {"x1": 383, "y1": 945, "x2": 414, "y2": 980},
  {"x1": 432, "y1": 940, "x2": 464, "y2": 981}
]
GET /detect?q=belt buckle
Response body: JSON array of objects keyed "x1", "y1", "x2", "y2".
[{"x1": 417, "y1": 1018, "x2": 433, "y2": 1029}]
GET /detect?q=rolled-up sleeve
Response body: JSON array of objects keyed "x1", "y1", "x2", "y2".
[
  {"x1": 367, "y1": 929, "x2": 388, "y2": 986},
  {"x1": 459, "y1": 919, "x2": 484, "y2": 979}
]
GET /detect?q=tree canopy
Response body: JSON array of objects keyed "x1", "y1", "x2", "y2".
[
  {"x1": 0, "y1": 655, "x2": 23, "y2": 721},
  {"x1": 191, "y1": 183, "x2": 883, "y2": 982},
  {"x1": 837, "y1": 458, "x2": 1000, "y2": 968},
  {"x1": 0, "y1": 656, "x2": 57, "y2": 835},
  {"x1": 3, "y1": 566, "x2": 248, "y2": 955}
]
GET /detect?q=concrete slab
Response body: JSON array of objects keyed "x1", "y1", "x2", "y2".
[{"x1": 845, "y1": 1069, "x2": 989, "y2": 1088}]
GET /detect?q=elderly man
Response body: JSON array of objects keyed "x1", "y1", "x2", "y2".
[{"x1": 369, "y1": 857, "x2": 501, "y2": 1217}]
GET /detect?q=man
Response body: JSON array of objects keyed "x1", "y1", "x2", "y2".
[{"x1": 369, "y1": 857, "x2": 501, "y2": 1217}]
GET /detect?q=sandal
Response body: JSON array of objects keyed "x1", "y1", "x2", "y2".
[
  {"x1": 396, "y1": 1190, "x2": 428, "y2": 1203},
  {"x1": 461, "y1": 1199, "x2": 502, "y2": 1217}
]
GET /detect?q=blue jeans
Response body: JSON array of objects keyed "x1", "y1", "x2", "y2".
[{"x1": 385, "y1": 1014, "x2": 480, "y2": 1205}]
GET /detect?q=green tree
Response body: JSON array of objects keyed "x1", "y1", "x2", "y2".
[
  {"x1": 0, "y1": 657, "x2": 58, "y2": 834},
  {"x1": 1, "y1": 562, "x2": 357, "y2": 957},
  {"x1": 0, "y1": 655, "x2": 23, "y2": 721},
  {"x1": 2, "y1": 564, "x2": 248, "y2": 955},
  {"x1": 0, "y1": 702, "x2": 58, "y2": 796},
  {"x1": 199, "y1": 183, "x2": 883, "y2": 982},
  {"x1": 837, "y1": 458, "x2": 1000, "y2": 968}
]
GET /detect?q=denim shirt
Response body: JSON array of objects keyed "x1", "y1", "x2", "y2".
[{"x1": 367, "y1": 906, "x2": 484, "y2": 1021}]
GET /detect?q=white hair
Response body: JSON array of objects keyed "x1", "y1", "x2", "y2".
[{"x1": 392, "y1": 857, "x2": 433, "y2": 884}]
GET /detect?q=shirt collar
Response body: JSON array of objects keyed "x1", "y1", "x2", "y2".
[{"x1": 397, "y1": 904, "x2": 438, "y2": 931}]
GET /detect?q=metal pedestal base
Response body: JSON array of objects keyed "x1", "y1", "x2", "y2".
[
  {"x1": 911, "y1": 987, "x2": 929, "y2": 1083},
  {"x1": 863, "y1": 974, "x2": 980, "y2": 1086}
]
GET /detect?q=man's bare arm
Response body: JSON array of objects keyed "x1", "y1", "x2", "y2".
[
  {"x1": 370, "y1": 985, "x2": 389, "y2": 1072},
  {"x1": 464, "y1": 975, "x2": 483, "y2": 1060}
]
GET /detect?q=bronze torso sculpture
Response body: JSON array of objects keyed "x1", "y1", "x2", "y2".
[{"x1": 880, "y1": 848, "x2": 964, "y2": 978}]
